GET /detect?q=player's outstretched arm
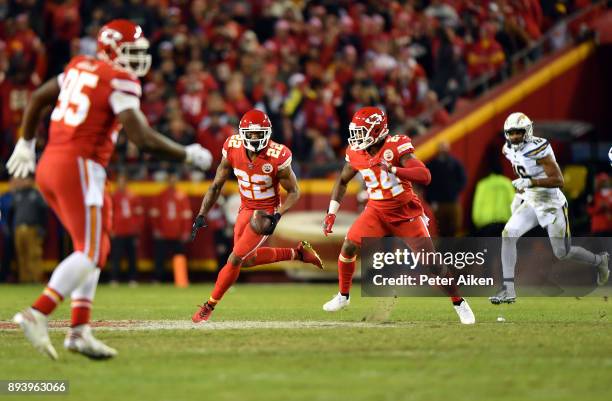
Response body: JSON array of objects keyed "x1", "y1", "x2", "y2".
[
  {"x1": 191, "y1": 157, "x2": 232, "y2": 240},
  {"x1": 197, "y1": 157, "x2": 232, "y2": 217},
  {"x1": 330, "y1": 162, "x2": 358, "y2": 206},
  {"x1": 323, "y1": 163, "x2": 358, "y2": 236},
  {"x1": 389, "y1": 153, "x2": 431, "y2": 185},
  {"x1": 118, "y1": 108, "x2": 211, "y2": 170},
  {"x1": 277, "y1": 166, "x2": 300, "y2": 216},
  {"x1": 21, "y1": 78, "x2": 61, "y2": 141},
  {"x1": 6, "y1": 78, "x2": 60, "y2": 178}
]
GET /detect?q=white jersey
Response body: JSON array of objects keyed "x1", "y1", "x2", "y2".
[{"x1": 503, "y1": 136, "x2": 567, "y2": 226}]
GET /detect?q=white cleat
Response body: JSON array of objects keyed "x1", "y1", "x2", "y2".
[
  {"x1": 597, "y1": 252, "x2": 609, "y2": 286},
  {"x1": 323, "y1": 293, "x2": 350, "y2": 312},
  {"x1": 454, "y1": 299, "x2": 476, "y2": 324},
  {"x1": 12, "y1": 308, "x2": 58, "y2": 360},
  {"x1": 64, "y1": 325, "x2": 117, "y2": 360}
]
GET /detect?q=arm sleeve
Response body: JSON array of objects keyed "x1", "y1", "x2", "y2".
[{"x1": 395, "y1": 157, "x2": 431, "y2": 185}]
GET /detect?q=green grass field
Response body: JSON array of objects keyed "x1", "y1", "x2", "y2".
[{"x1": 1, "y1": 283, "x2": 611, "y2": 401}]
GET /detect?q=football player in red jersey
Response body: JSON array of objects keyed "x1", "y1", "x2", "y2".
[
  {"x1": 321, "y1": 107, "x2": 476, "y2": 324},
  {"x1": 6, "y1": 20, "x2": 213, "y2": 360},
  {"x1": 191, "y1": 109, "x2": 323, "y2": 322}
]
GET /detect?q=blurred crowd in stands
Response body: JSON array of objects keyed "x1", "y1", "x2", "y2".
[{"x1": 0, "y1": 0, "x2": 593, "y2": 178}]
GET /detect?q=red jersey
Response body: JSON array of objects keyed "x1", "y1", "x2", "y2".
[
  {"x1": 345, "y1": 134, "x2": 423, "y2": 219},
  {"x1": 149, "y1": 187, "x2": 193, "y2": 240},
  {"x1": 222, "y1": 134, "x2": 292, "y2": 210},
  {"x1": 46, "y1": 55, "x2": 142, "y2": 166},
  {"x1": 111, "y1": 188, "x2": 144, "y2": 236}
]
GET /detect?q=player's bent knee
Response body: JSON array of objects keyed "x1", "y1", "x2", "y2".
[
  {"x1": 241, "y1": 255, "x2": 256, "y2": 267},
  {"x1": 341, "y1": 240, "x2": 358, "y2": 258},
  {"x1": 228, "y1": 253, "x2": 243, "y2": 267},
  {"x1": 502, "y1": 228, "x2": 519, "y2": 239},
  {"x1": 551, "y1": 245, "x2": 569, "y2": 260}
]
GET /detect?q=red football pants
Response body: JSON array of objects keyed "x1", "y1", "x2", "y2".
[
  {"x1": 36, "y1": 153, "x2": 111, "y2": 267},
  {"x1": 346, "y1": 206, "x2": 431, "y2": 248},
  {"x1": 232, "y1": 207, "x2": 274, "y2": 258}
]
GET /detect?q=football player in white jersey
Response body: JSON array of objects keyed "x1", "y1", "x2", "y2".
[{"x1": 490, "y1": 112, "x2": 609, "y2": 304}]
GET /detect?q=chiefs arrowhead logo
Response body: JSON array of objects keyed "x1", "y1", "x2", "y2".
[
  {"x1": 365, "y1": 113, "x2": 384, "y2": 125},
  {"x1": 99, "y1": 28, "x2": 123, "y2": 48}
]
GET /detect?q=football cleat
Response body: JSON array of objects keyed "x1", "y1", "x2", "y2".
[
  {"x1": 597, "y1": 252, "x2": 609, "y2": 286},
  {"x1": 489, "y1": 287, "x2": 517, "y2": 305},
  {"x1": 64, "y1": 324, "x2": 117, "y2": 359},
  {"x1": 12, "y1": 308, "x2": 58, "y2": 360},
  {"x1": 192, "y1": 302, "x2": 215, "y2": 323},
  {"x1": 297, "y1": 241, "x2": 324, "y2": 269},
  {"x1": 453, "y1": 299, "x2": 476, "y2": 324},
  {"x1": 323, "y1": 293, "x2": 350, "y2": 312}
]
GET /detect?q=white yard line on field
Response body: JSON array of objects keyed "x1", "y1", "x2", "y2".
[{"x1": 0, "y1": 320, "x2": 402, "y2": 331}]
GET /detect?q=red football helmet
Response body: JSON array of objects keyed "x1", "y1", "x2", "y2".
[
  {"x1": 97, "y1": 19, "x2": 151, "y2": 77},
  {"x1": 239, "y1": 109, "x2": 272, "y2": 152},
  {"x1": 348, "y1": 106, "x2": 389, "y2": 150}
]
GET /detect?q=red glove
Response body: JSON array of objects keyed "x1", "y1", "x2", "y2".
[{"x1": 323, "y1": 213, "x2": 336, "y2": 236}]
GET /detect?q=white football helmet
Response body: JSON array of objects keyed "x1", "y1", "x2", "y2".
[{"x1": 504, "y1": 112, "x2": 533, "y2": 151}]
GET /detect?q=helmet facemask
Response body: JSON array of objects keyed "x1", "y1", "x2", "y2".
[
  {"x1": 114, "y1": 38, "x2": 152, "y2": 77},
  {"x1": 239, "y1": 127, "x2": 271, "y2": 152},
  {"x1": 348, "y1": 122, "x2": 388, "y2": 151},
  {"x1": 504, "y1": 124, "x2": 533, "y2": 151}
]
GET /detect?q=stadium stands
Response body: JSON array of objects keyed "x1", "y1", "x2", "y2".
[{"x1": 0, "y1": 0, "x2": 593, "y2": 178}]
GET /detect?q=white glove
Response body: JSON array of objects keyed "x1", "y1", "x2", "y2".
[
  {"x1": 512, "y1": 178, "x2": 532, "y2": 191},
  {"x1": 185, "y1": 144, "x2": 212, "y2": 171},
  {"x1": 6, "y1": 138, "x2": 36, "y2": 178}
]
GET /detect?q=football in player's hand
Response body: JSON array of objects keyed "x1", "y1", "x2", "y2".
[{"x1": 250, "y1": 210, "x2": 274, "y2": 235}]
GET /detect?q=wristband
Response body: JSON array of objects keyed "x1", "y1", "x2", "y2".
[{"x1": 328, "y1": 200, "x2": 340, "y2": 214}]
